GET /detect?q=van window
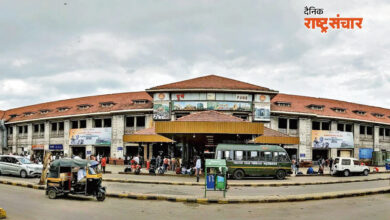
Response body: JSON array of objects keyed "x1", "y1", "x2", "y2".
[
  {"x1": 248, "y1": 151, "x2": 259, "y2": 161},
  {"x1": 353, "y1": 160, "x2": 359, "y2": 166},
  {"x1": 235, "y1": 151, "x2": 244, "y2": 160},
  {"x1": 264, "y1": 152, "x2": 272, "y2": 161},
  {"x1": 341, "y1": 159, "x2": 351, "y2": 165},
  {"x1": 334, "y1": 158, "x2": 339, "y2": 164},
  {"x1": 278, "y1": 152, "x2": 289, "y2": 162},
  {"x1": 225, "y1": 151, "x2": 233, "y2": 160},
  {"x1": 273, "y1": 152, "x2": 279, "y2": 162},
  {"x1": 217, "y1": 151, "x2": 222, "y2": 159}
]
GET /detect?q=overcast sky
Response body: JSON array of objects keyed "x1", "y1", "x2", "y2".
[{"x1": 0, "y1": 0, "x2": 389, "y2": 110}]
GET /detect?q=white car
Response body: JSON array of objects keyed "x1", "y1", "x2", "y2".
[
  {"x1": 0, "y1": 155, "x2": 43, "y2": 178},
  {"x1": 331, "y1": 157, "x2": 369, "y2": 177}
]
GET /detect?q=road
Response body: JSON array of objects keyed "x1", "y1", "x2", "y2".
[{"x1": 0, "y1": 184, "x2": 390, "y2": 220}]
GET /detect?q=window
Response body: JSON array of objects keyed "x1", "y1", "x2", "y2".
[
  {"x1": 233, "y1": 114, "x2": 249, "y2": 121},
  {"x1": 248, "y1": 151, "x2": 259, "y2": 161},
  {"x1": 24, "y1": 125, "x2": 27, "y2": 133},
  {"x1": 71, "y1": 121, "x2": 78, "y2": 129},
  {"x1": 136, "y1": 116, "x2": 145, "y2": 127},
  {"x1": 275, "y1": 102, "x2": 291, "y2": 107},
  {"x1": 353, "y1": 160, "x2": 359, "y2": 166},
  {"x1": 264, "y1": 152, "x2": 272, "y2": 161},
  {"x1": 78, "y1": 104, "x2": 91, "y2": 110},
  {"x1": 133, "y1": 100, "x2": 148, "y2": 104},
  {"x1": 367, "y1": 126, "x2": 373, "y2": 135},
  {"x1": 235, "y1": 151, "x2": 244, "y2": 161},
  {"x1": 24, "y1": 112, "x2": 34, "y2": 116},
  {"x1": 225, "y1": 151, "x2": 233, "y2": 160},
  {"x1": 40, "y1": 109, "x2": 50, "y2": 114},
  {"x1": 289, "y1": 119, "x2": 298, "y2": 129},
  {"x1": 8, "y1": 127, "x2": 13, "y2": 135},
  {"x1": 360, "y1": 126, "x2": 365, "y2": 135},
  {"x1": 57, "y1": 107, "x2": 70, "y2": 112},
  {"x1": 94, "y1": 119, "x2": 102, "y2": 128},
  {"x1": 331, "y1": 108, "x2": 346, "y2": 113},
  {"x1": 321, "y1": 122, "x2": 330, "y2": 130},
  {"x1": 337, "y1": 123, "x2": 344, "y2": 131},
  {"x1": 40, "y1": 124, "x2": 45, "y2": 132},
  {"x1": 312, "y1": 121, "x2": 320, "y2": 130},
  {"x1": 278, "y1": 152, "x2": 289, "y2": 162},
  {"x1": 104, "y1": 118, "x2": 111, "y2": 127},
  {"x1": 100, "y1": 102, "x2": 115, "y2": 108},
  {"x1": 341, "y1": 159, "x2": 351, "y2": 165},
  {"x1": 386, "y1": 129, "x2": 390, "y2": 137},
  {"x1": 34, "y1": 124, "x2": 39, "y2": 133},
  {"x1": 126, "y1": 117, "x2": 135, "y2": 127},
  {"x1": 380, "y1": 128, "x2": 384, "y2": 136},
  {"x1": 307, "y1": 104, "x2": 324, "y2": 110},
  {"x1": 278, "y1": 118, "x2": 287, "y2": 129},
  {"x1": 59, "y1": 122, "x2": 64, "y2": 131},
  {"x1": 345, "y1": 124, "x2": 353, "y2": 132},
  {"x1": 18, "y1": 126, "x2": 23, "y2": 134},
  {"x1": 273, "y1": 152, "x2": 279, "y2": 162},
  {"x1": 353, "y1": 110, "x2": 366, "y2": 115},
  {"x1": 334, "y1": 158, "x2": 339, "y2": 164},
  {"x1": 80, "y1": 120, "x2": 86, "y2": 128},
  {"x1": 372, "y1": 113, "x2": 384, "y2": 118},
  {"x1": 51, "y1": 123, "x2": 57, "y2": 131}
]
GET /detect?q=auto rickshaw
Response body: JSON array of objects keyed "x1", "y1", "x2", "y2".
[{"x1": 46, "y1": 158, "x2": 106, "y2": 201}]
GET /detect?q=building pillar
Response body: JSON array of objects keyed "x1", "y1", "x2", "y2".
[
  {"x1": 86, "y1": 145, "x2": 92, "y2": 159},
  {"x1": 298, "y1": 118, "x2": 312, "y2": 161},
  {"x1": 353, "y1": 123, "x2": 360, "y2": 158},
  {"x1": 112, "y1": 115, "x2": 125, "y2": 159},
  {"x1": 64, "y1": 120, "x2": 70, "y2": 157},
  {"x1": 330, "y1": 121, "x2": 338, "y2": 159},
  {"x1": 44, "y1": 121, "x2": 50, "y2": 150},
  {"x1": 86, "y1": 118, "x2": 93, "y2": 128},
  {"x1": 374, "y1": 125, "x2": 380, "y2": 151},
  {"x1": 269, "y1": 116, "x2": 278, "y2": 130},
  {"x1": 12, "y1": 126, "x2": 17, "y2": 154},
  {"x1": 27, "y1": 124, "x2": 33, "y2": 153}
]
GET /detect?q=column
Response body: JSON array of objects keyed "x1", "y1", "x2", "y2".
[
  {"x1": 44, "y1": 121, "x2": 50, "y2": 150},
  {"x1": 269, "y1": 116, "x2": 278, "y2": 130},
  {"x1": 27, "y1": 124, "x2": 33, "y2": 152},
  {"x1": 63, "y1": 120, "x2": 70, "y2": 157},
  {"x1": 12, "y1": 126, "x2": 17, "y2": 153},
  {"x1": 112, "y1": 115, "x2": 125, "y2": 159},
  {"x1": 298, "y1": 118, "x2": 312, "y2": 161},
  {"x1": 374, "y1": 125, "x2": 380, "y2": 150},
  {"x1": 330, "y1": 121, "x2": 338, "y2": 158},
  {"x1": 86, "y1": 118, "x2": 93, "y2": 159},
  {"x1": 353, "y1": 123, "x2": 360, "y2": 158}
]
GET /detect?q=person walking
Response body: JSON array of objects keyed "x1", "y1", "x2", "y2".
[
  {"x1": 295, "y1": 160, "x2": 300, "y2": 175},
  {"x1": 101, "y1": 156, "x2": 107, "y2": 174},
  {"x1": 291, "y1": 158, "x2": 296, "y2": 175},
  {"x1": 195, "y1": 156, "x2": 201, "y2": 182}
]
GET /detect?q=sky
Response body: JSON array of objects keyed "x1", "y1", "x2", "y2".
[{"x1": 0, "y1": 0, "x2": 389, "y2": 110}]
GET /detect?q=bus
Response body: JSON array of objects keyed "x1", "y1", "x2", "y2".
[{"x1": 215, "y1": 144, "x2": 292, "y2": 180}]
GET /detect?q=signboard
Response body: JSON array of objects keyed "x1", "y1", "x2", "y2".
[
  {"x1": 359, "y1": 148, "x2": 373, "y2": 159},
  {"x1": 253, "y1": 103, "x2": 271, "y2": 121},
  {"x1": 69, "y1": 128, "x2": 112, "y2": 146},
  {"x1": 254, "y1": 94, "x2": 270, "y2": 103},
  {"x1": 300, "y1": 153, "x2": 306, "y2": 158},
  {"x1": 153, "y1": 92, "x2": 169, "y2": 101},
  {"x1": 117, "y1": 147, "x2": 123, "y2": 151},
  {"x1": 32, "y1": 144, "x2": 44, "y2": 150},
  {"x1": 236, "y1": 94, "x2": 249, "y2": 101},
  {"x1": 312, "y1": 130, "x2": 354, "y2": 149},
  {"x1": 49, "y1": 144, "x2": 63, "y2": 150},
  {"x1": 153, "y1": 101, "x2": 170, "y2": 120},
  {"x1": 173, "y1": 101, "x2": 251, "y2": 111}
]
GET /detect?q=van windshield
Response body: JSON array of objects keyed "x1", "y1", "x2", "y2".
[{"x1": 334, "y1": 158, "x2": 339, "y2": 164}]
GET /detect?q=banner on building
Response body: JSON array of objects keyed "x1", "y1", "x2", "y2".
[
  {"x1": 173, "y1": 101, "x2": 251, "y2": 111},
  {"x1": 253, "y1": 103, "x2": 271, "y2": 121},
  {"x1": 359, "y1": 148, "x2": 373, "y2": 159},
  {"x1": 153, "y1": 101, "x2": 171, "y2": 120},
  {"x1": 32, "y1": 144, "x2": 44, "y2": 150},
  {"x1": 312, "y1": 130, "x2": 354, "y2": 149},
  {"x1": 69, "y1": 128, "x2": 112, "y2": 146},
  {"x1": 49, "y1": 144, "x2": 63, "y2": 150}
]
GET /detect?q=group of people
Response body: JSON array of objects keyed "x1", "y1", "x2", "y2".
[{"x1": 306, "y1": 157, "x2": 334, "y2": 175}]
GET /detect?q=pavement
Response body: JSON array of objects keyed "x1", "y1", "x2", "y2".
[{"x1": 1, "y1": 184, "x2": 390, "y2": 220}]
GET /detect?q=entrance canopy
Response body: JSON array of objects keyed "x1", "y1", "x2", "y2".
[
  {"x1": 155, "y1": 111, "x2": 263, "y2": 135},
  {"x1": 252, "y1": 127, "x2": 299, "y2": 145},
  {"x1": 123, "y1": 127, "x2": 174, "y2": 143}
]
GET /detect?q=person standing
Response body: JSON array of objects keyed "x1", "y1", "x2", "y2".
[
  {"x1": 329, "y1": 157, "x2": 334, "y2": 173},
  {"x1": 291, "y1": 158, "x2": 296, "y2": 175},
  {"x1": 195, "y1": 156, "x2": 201, "y2": 182},
  {"x1": 163, "y1": 157, "x2": 169, "y2": 171},
  {"x1": 101, "y1": 156, "x2": 107, "y2": 174},
  {"x1": 295, "y1": 160, "x2": 299, "y2": 175}
]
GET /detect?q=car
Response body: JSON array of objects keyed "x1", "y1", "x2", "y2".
[
  {"x1": 0, "y1": 155, "x2": 43, "y2": 178},
  {"x1": 331, "y1": 157, "x2": 369, "y2": 177}
]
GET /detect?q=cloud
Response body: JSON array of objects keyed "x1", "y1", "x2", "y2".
[{"x1": 0, "y1": 0, "x2": 389, "y2": 110}]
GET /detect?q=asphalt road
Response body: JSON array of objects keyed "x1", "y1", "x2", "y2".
[{"x1": 1, "y1": 184, "x2": 390, "y2": 220}]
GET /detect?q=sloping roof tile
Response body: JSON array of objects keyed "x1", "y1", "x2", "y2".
[
  {"x1": 272, "y1": 93, "x2": 390, "y2": 124},
  {"x1": 176, "y1": 110, "x2": 244, "y2": 122},
  {"x1": 147, "y1": 75, "x2": 277, "y2": 92}
]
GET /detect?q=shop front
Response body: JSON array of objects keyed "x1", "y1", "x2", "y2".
[
  {"x1": 94, "y1": 146, "x2": 111, "y2": 158},
  {"x1": 311, "y1": 130, "x2": 354, "y2": 161},
  {"x1": 49, "y1": 144, "x2": 64, "y2": 158},
  {"x1": 71, "y1": 146, "x2": 86, "y2": 159},
  {"x1": 31, "y1": 144, "x2": 44, "y2": 162}
]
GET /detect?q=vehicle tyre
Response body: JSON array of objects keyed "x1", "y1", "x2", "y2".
[
  {"x1": 343, "y1": 169, "x2": 350, "y2": 177},
  {"x1": 97, "y1": 192, "x2": 106, "y2": 201},
  {"x1": 275, "y1": 169, "x2": 286, "y2": 180},
  {"x1": 233, "y1": 169, "x2": 245, "y2": 180},
  {"x1": 48, "y1": 189, "x2": 57, "y2": 199},
  {"x1": 363, "y1": 169, "x2": 369, "y2": 176},
  {"x1": 20, "y1": 170, "x2": 27, "y2": 178}
]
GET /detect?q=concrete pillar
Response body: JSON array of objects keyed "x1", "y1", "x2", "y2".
[
  {"x1": 12, "y1": 126, "x2": 17, "y2": 153},
  {"x1": 27, "y1": 124, "x2": 33, "y2": 150},
  {"x1": 63, "y1": 120, "x2": 70, "y2": 157},
  {"x1": 298, "y1": 118, "x2": 312, "y2": 160},
  {"x1": 374, "y1": 125, "x2": 380, "y2": 151},
  {"x1": 353, "y1": 123, "x2": 360, "y2": 158},
  {"x1": 86, "y1": 118, "x2": 93, "y2": 128},
  {"x1": 269, "y1": 116, "x2": 278, "y2": 130},
  {"x1": 112, "y1": 115, "x2": 125, "y2": 159},
  {"x1": 146, "y1": 114, "x2": 153, "y2": 128},
  {"x1": 44, "y1": 121, "x2": 50, "y2": 150},
  {"x1": 330, "y1": 121, "x2": 338, "y2": 158},
  {"x1": 86, "y1": 145, "x2": 92, "y2": 159}
]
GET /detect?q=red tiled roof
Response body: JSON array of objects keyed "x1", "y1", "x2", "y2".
[
  {"x1": 133, "y1": 127, "x2": 156, "y2": 135},
  {"x1": 176, "y1": 111, "x2": 245, "y2": 122},
  {"x1": 4, "y1": 91, "x2": 152, "y2": 123},
  {"x1": 147, "y1": 75, "x2": 277, "y2": 92},
  {"x1": 263, "y1": 127, "x2": 290, "y2": 137},
  {"x1": 272, "y1": 93, "x2": 390, "y2": 124}
]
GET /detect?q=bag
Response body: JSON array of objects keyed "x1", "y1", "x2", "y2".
[
  {"x1": 175, "y1": 167, "x2": 181, "y2": 174},
  {"x1": 124, "y1": 167, "x2": 132, "y2": 173}
]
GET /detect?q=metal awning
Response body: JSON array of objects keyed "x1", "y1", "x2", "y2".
[{"x1": 123, "y1": 127, "x2": 174, "y2": 143}]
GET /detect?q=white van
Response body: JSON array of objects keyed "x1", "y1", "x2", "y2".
[{"x1": 331, "y1": 157, "x2": 369, "y2": 177}]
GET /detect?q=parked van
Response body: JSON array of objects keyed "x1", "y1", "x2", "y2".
[
  {"x1": 215, "y1": 144, "x2": 292, "y2": 180},
  {"x1": 331, "y1": 157, "x2": 369, "y2": 177}
]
